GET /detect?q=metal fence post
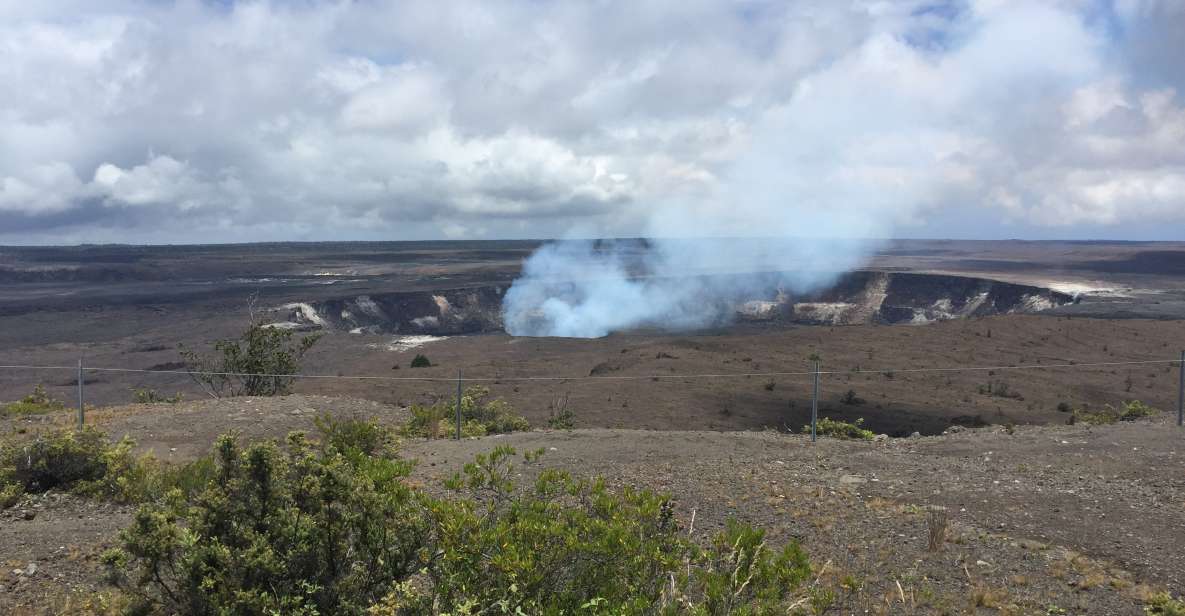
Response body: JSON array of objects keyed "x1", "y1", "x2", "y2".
[
  {"x1": 811, "y1": 361, "x2": 820, "y2": 442},
  {"x1": 77, "y1": 357, "x2": 84, "y2": 427},
  {"x1": 1177, "y1": 350, "x2": 1183, "y2": 427},
  {"x1": 455, "y1": 369, "x2": 463, "y2": 440}
]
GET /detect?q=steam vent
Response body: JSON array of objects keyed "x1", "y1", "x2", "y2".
[{"x1": 272, "y1": 271, "x2": 1071, "y2": 336}]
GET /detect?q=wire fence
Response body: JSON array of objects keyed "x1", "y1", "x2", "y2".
[
  {"x1": 2, "y1": 353, "x2": 1184, "y2": 436},
  {"x1": 1, "y1": 357, "x2": 1180, "y2": 381}
]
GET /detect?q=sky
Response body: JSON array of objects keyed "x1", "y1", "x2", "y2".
[{"x1": 0, "y1": 0, "x2": 1183, "y2": 245}]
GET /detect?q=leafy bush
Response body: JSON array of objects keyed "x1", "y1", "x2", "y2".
[
  {"x1": 103, "y1": 428, "x2": 425, "y2": 615},
  {"x1": 373, "y1": 446, "x2": 816, "y2": 615},
  {"x1": 1119, "y1": 400, "x2": 1159, "y2": 421},
  {"x1": 130, "y1": 388, "x2": 183, "y2": 404},
  {"x1": 103, "y1": 426, "x2": 819, "y2": 615},
  {"x1": 803, "y1": 417, "x2": 875, "y2": 440},
  {"x1": 2, "y1": 384, "x2": 67, "y2": 416},
  {"x1": 1056, "y1": 401, "x2": 1072, "y2": 413},
  {"x1": 180, "y1": 323, "x2": 321, "y2": 397},
  {"x1": 0, "y1": 427, "x2": 218, "y2": 508},
  {"x1": 0, "y1": 427, "x2": 111, "y2": 495},
  {"x1": 403, "y1": 386, "x2": 529, "y2": 438},
  {"x1": 409, "y1": 353, "x2": 432, "y2": 368}
]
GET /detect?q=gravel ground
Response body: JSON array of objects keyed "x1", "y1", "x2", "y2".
[{"x1": 2, "y1": 395, "x2": 1183, "y2": 614}]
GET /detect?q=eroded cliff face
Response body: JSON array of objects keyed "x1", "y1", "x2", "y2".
[
  {"x1": 273, "y1": 286, "x2": 508, "y2": 335},
  {"x1": 271, "y1": 271, "x2": 1071, "y2": 335},
  {"x1": 761, "y1": 271, "x2": 1072, "y2": 326}
]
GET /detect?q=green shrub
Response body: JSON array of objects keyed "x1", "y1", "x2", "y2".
[
  {"x1": 151, "y1": 455, "x2": 217, "y2": 502},
  {"x1": 547, "y1": 407, "x2": 576, "y2": 430},
  {"x1": 403, "y1": 386, "x2": 529, "y2": 438},
  {"x1": 1069, "y1": 408, "x2": 1117, "y2": 425},
  {"x1": 103, "y1": 430, "x2": 424, "y2": 615},
  {"x1": 2, "y1": 384, "x2": 67, "y2": 416},
  {"x1": 686, "y1": 519, "x2": 812, "y2": 614},
  {"x1": 0, "y1": 427, "x2": 111, "y2": 495},
  {"x1": 130, "y1": 388, "x2": 183, "y2": 404},
  {"x1": 0, "y1": 427, "x2": 163, "y2": 504},
  {"x1": 1119, "y1": 400, "x2": 1159, "y2": 421},
  {"x1": 1070, "y1": 400, "x2": 1160, "y2": 426},
  {"x1": 803, "y1": 417, "x2": 875, "y2": 440},
  {"x1": 104, "y1": 433, "x2": 819, "y2": 616},
  {"x1": 313, "y1": 413, "x2": 398, "y2": 458},
  {"x1": 410, "y1": 353, "x2": 432, "y2": 368},
  {"x1": 0, "y1": 482, "x2": 22, "y2": 509},
  {"x1": 0, "y1": 427, "x2": 220, "y2": 507},
  {"x1": 1146, "y1": 592, "x2": 1185, "y2": 616},
  {"x1": 378, "y1": 446, "x2": 814, "y2": 615},
  {"x1": 180, "y1": 323, "x2": 321, "y2": 397}
]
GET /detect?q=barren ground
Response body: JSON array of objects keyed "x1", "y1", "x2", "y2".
[{"x1": 2, "y1": 395, "x2": 1184, "y2": 614}]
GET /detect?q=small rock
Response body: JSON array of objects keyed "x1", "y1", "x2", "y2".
[
  {"x1": 839, "y1": 474, "x2": 867, "y2": 485},
  {"x1": 943, "y1": 425, "x2": 965, "y2": 434},
  {"x1": 23, "y1": 563, "x2": 36, "y2": 577},
  {"x1": 873, "y1": 434, "x2": 889, "y2": 442},
  {"x1": 975, "y1": 560, "x2": 990, "y2": 567},
  {"x1": 909, "y1": 431, "x2": 922, "y2": 438},
  {"x1": 20, "y1": 510, "x2": 35, "y2": 521}
]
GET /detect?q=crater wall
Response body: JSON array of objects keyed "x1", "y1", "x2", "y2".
[{"x1": 272, "y1": 271, "x2": 1072, "y2": 335}]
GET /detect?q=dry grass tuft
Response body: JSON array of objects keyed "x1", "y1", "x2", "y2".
[{"x1": 927, "y1": 505, "x2": 948, "y2": 552}]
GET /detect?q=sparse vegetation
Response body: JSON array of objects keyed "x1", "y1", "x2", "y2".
[
  {"x1": 402, "y1": 386, "x2": 529, "y2": 438},
  {"x1": 409, "y1": 353, "x2": 432, "y2": 368},
  {"x1": 180, "y1": 322, "x2": 321, "y2": 397},
  {"x1": 546, "y1": 393, "x2": 576, "y2": 429},
  {"x1": 803, "y1": 417, "x2": 875, "y2": 440},
  {"x1": 927, "y1": 506, "x2": 948, "y2": 551},
  {"x1": 130, "y1": 387, "x2": 183, "y2": 404},
  {"x1": 2, "y1": 384, "x2": 67, "y2": 416},
  {"x1": 1070, "y1": 400, "x2": 1160, "y2": 425},
  {"x1": 841, "y1": 389, "x2": 866, "y2": 405},
  {"x1": 978, "y1": 379, "x2": 1024, "y2": 400},
  {"x1": 1056, "y1": 401, "x2": 1072, "y2": 413},
  {"x1": 1146, "y1": 592, "x2": 1185, "y2": 615}
]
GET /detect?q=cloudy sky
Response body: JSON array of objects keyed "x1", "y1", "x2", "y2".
[{"x1": 1, "y1": 0, "x2": 1183, "y2": 244}]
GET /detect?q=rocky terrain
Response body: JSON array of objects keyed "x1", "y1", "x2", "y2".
[{"x1": 2, "y1": 395, "x2": 1184, "y2": 614}]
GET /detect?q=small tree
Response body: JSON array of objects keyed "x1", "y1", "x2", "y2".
[
  {"x1": 409, "y1": 354, "x2": 432, "y2": 368},
  {"x1": 181, "y1": 324, "x2": 320, "y2": 397}
]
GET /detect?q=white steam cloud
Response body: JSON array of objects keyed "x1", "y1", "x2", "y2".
[
  {"x1": 502, "y1": 237, "x2": 873, "y2": 338},
  {"x1": 502, "y1": 1, "x2": 1184, "y2": 338}
]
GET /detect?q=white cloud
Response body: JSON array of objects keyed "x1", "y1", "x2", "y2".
[
  {"x1": 0, "y1": 1, "x2": 1182, "y2": 242},
  {"x1": 0, "y1": 162, "x2": 88, "y2": 213}
]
